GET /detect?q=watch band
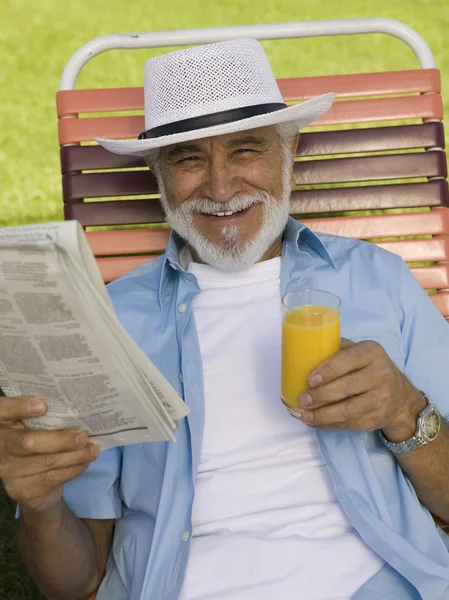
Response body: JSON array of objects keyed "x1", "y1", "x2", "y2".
[{"x1": 379, "y1": 393, "x2": 441, "y2": 455}]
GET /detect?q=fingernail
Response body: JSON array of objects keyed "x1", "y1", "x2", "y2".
[
  {"x1": 28, "y1": 399, "x2": 46, "y2": 415},
  {"x1": 301, "y1": 411, "x2": 314, "y2": 424},
  {"x1": 309, "y1": 373, "x2": 323, "y2": 387},
  {"x1": 300, "y1": 393, "x2": 313, "y2": 407},
  {"x1": 89, "y1": 443, "x2": 100, "y2": 459},
  {"x1": 75, "y1": 432, "x2": 89, "y2": 448}
]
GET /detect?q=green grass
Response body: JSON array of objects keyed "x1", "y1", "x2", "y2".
[{"x1": 0, "y1": 0, "x2": 448, "y2": 598}]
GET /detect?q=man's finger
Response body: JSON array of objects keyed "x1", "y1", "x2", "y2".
[
  {"x1": 5, "y1": 464, "x2": 91, "y2": 504},
  {"x1": 301, "y1": 391, "x2": 378, "y2": 428},
  {"x1": 0, "y1": 396, "x2": 46, "y2": 423},
  {"x1": 299, "y1": 362, "x2": 378, "y2": 408},
  {"x1": 5, "y1": 428, "x2": 90, "y2": 457},
  {"x1": 340, "y1": 338, "x2": 355, "y2": 349},
  {"x1": 4, "y1": 444, "x2": 100, "y2": 478},
  {"x1": 308, "y1": 340, "x2": 384, "y2": 388}
]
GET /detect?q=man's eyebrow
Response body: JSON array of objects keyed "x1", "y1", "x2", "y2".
[
  {"x1": 165, "y1": 144, "x2": 203, "y2": 159},
  {"x1": 226, "y1": 135, "x2": 270, "y2": 149}
]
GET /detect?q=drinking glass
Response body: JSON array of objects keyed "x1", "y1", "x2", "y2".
[{"x1": 281, "y1": 289, "x2": 341, "y2": 418}]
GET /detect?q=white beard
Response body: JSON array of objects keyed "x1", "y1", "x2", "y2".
[{"x1": 157, "y1": 162, "x2": 292, "y2": 271}]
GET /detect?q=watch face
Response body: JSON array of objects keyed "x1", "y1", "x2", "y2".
[{"x1": 422, "y1": 409, "x2": 441, "y2": 441}]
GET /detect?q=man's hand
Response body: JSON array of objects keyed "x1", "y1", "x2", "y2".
[
  {"x1": 299, "y1": 339, "x2": 426, "y2": 441},
  {"x1": 0, "y1": 396, "x2": 99, "y2": 514}
]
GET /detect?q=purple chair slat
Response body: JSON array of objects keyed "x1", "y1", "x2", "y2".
[
  {"x1": 290, "y1": 180, "x2": 449, "y2": 214},
  {"x1": 60, "y1": 123, "x2": 445, "y2": 173},
  {"x1": 294, "y1": 151, "x2": 447, "y2": 186}
]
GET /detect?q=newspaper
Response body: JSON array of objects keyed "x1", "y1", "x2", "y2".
[{"x1": 0, "y1": 221, "x2": 189, "y2": 450}]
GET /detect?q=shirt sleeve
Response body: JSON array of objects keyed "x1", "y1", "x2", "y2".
[
  {"x1": 62, "y1": 446, "x2": 122, "y2": 519},
  {"x1": 398, "y1": 260, "x2": 449, "y2": 420}
]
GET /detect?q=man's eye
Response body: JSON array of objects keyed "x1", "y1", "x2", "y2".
[
  {"x1": 234, "y1": 148, "x2": 256, "y2": 156},
  {"x1": 178, "y1": 156, "x2": 199, "y2": 163}
]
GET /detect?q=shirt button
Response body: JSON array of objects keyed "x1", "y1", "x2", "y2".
[
  {"x1": 169, "y1": 263, "x2": 178, "y2": 270},
  {"x1": 182, "y1": 531, "x2": 190, "y2": 542},
  {"x1": 179, "y1": 373, "x2": 184, "y2": 383},
  {"x1": 179, "y1": 303, "x2": 187, "y2": 313}
]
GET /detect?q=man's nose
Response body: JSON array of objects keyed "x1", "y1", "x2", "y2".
[{"x1": 201, "y1": 160, "x2": 242, "y2": 202}]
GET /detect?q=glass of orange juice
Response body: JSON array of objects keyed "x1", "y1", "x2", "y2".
[{"x1": 281, "y1": 289, "x2": 341, "y2": 418}]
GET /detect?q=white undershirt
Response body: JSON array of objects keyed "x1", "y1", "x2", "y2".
[{"x1": 179, "y1": 257, "x2": 384, "y2": 600}]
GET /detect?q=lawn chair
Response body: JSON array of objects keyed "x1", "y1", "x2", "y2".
[{"x1": 55, "y1": 18, "x2": 448, "y2": 600}]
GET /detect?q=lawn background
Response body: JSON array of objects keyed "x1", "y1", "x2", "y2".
[{"x1": 0, "y1": 0, "x2": 448, "y2": 598}]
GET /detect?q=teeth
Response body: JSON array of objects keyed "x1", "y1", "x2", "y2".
[
  {"x1": 224, "y1": 211, "x2": 234, "y2": 216},
  {"x1": 216, "y1": 212, "x2": 225, "y2": 217}
]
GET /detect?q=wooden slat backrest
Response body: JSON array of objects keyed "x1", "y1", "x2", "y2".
[{"x1": 57, "y1": 67, "x2": 449, "y2": 317}]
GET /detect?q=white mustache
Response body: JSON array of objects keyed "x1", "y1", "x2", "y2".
[{"x1": 180, "y1": 191, "x2": 270, "y2": 216}]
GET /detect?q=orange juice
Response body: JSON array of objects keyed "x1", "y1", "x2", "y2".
[{"x1": 281, "y1": 305, "x2": 340, "y2": 410}]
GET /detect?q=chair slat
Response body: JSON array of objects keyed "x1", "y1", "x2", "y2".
[
  {"x1": 66, "y1": 181, "x2": 449, "y2": 226},
  {"x1": 56, "y1": 70, "x2": 440, "y2": 116},
  {"x1": 430, "y1": 292, "x2": 449, "y2": 316},
  {"x1": 305, "y1": 208, "x2": 449, "y2": 238},
  {"x1": 410, "y1": 265, "x2": 449, "y2": 289},
  {"x1": 62, "y1": 153, "x2": 446, "y2": 202},
  {"x1": 297, "y1": 123, "x2": 445, "y2": 157},
  {"x1": 66, "y1": 199, "x2": 165, "y2": 224},
  {"x1": 97, "y1": 255, "x2": 155, "y2": 281},
  {"x1": 86, "y1": 228, "x2": 170, "y2": 255},
  {"x1": 289, "y1": 180, "x2": 448, "y2": 214},
  {"x1": 377, "y1": 235, "x2": 449, "y2": 262},
  {"x1": 59, "y1": 123, "x2": 446, "y2": 173},
  {"x1": 85, "y1": 210, "x2": 449, "y2": 256},
  {"x1": 63, "y1": 171, "x2": 158, "y2": 201},
  {"x1": 57, "y1": 95, "x2": 443, "y2": 145},
  {"x1": 94, "y1": 253, "x2": 449, "y2": 293},
  {"x1": 294, "y1": 151, "x2": 446, "y2": 186},
  {"x1": 278, "y1": 69, "x2": 441, "y2": 101}
]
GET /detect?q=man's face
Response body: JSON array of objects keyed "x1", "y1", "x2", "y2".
[{"x1": 151, "y1": 125, "x2": 295, "y2": 270}]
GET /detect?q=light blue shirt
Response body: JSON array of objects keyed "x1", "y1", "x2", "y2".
[{"x1": 64, "y1": 218, "x2": 449, "y2": 600}]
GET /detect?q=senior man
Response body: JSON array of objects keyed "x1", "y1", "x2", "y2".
[{"x1": 3, "y1": 39, "x2": 449, "y2": 600}]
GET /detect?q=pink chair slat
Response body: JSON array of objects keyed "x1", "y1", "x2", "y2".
[
  {"x1": 430, "y1": 292, "x2": 449, "y2": 316},
  {"x1": 84, "y1": 210, "x2": 449, "y2": 259},
  {"x1": 59, "y1": 115, "x2": 144, "y2": 145},
  {"x1": 410, "y1": 265, "x2": 449, "y2": 289},
  {"x1": 278, "y1": 69, "x2": 441, "y2": 101},
  {"x1": 305, "y1": 208, "x2": 449, "y2": 239},
  {"x1": 97, "y1": 255, "x2": 156, "y2": 281},
  {"x1": 57, "y1": 95, "x2": 443, "y2": 145},
  {"x1": 86, "y1": 228, "x2": 170, "y2": 255},
  {"x1": 57, "y1": 87, "x2": 144, "y2": 116},
  {"x1": 55, "y1": 70, "x2": 440, "y2": 117},
  {"x1": 316, "y1": 95, "x2": 442, "y2": 127},
  {"x1": 376, "y1": 235, "x2": 449, "y2": 262}
]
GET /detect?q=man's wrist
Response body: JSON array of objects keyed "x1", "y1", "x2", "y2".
[{"x1": 382, "y1": 388, "x2": 427, "y2": 443}]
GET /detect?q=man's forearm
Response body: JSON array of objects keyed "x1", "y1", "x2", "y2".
[
  {"x1": 17, "y1": 499, "x2": 102, "y2": 600},
  {"x1": 383, "y1": 389, "x2": 449, "y2": 524}
]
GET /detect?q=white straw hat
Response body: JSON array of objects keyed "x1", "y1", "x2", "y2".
[{"x1": 96, "y1": 38, "x2": 335, "y2": 157}]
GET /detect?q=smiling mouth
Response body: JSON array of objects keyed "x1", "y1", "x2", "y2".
[{"x1": 199, "y1": 206, "x2": 252, "y2": 219}]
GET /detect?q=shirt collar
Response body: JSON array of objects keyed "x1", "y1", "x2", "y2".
[
  {"x1": 283, "y1": 217, "x2": 336, "y2": 269},
  {"x1": 158, "y1": 217, "x2": 336, "y2": 309}
]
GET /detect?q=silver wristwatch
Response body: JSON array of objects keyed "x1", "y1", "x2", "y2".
[{"x1": 379, "y1": 393, "x2": 441, "y2": 454}]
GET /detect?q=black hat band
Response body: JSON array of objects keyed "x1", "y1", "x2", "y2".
[{"x1": 138, "y1": 103, "x2": 287, "y2": 140}]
